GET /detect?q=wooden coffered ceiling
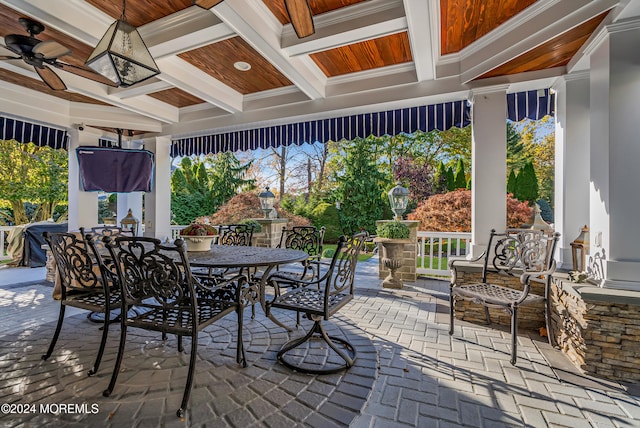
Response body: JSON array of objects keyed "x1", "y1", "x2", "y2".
[{"x1": 0, "y1": 0, "x2": 623, "y2": 137}]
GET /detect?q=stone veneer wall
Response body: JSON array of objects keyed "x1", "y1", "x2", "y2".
[
  {"x1": 450, "y1": 264, "x2": 547, "y2": 331},
  {"x1": 376, "y1": 220, "x2": 419, "y2": 283},
  {"x1": 551, "y1": 276, "x2": 640, "y2": 381}
]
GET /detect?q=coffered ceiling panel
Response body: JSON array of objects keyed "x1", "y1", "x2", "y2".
[
  {"x1": 440, "y1": 0, "x2": 537, "y2": 55},
  {"x1": 178, "y1": 36, "x2": 292, "y2": 95},
  {"x1": 310, "y1": 32, "x2": 412, "y2": 77},
  {"x1": 262, "y1": 0, "x2": 368, "y2": 25},
  {"x1": 84, "y1": 0, "x2": 192, "y2": 27},
  {"x1": 147, "y1": 88, "x2": 205, "y2": 108}
]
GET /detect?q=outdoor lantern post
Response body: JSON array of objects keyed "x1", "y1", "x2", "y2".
[
  {"x1": 570, "y1": 225, "x2": 590, "y2": 272},
  {"x1": 120, "y1": 208, "x2": 140, "y2": 236},
  {"x1": 388, "y1": 183, "x2": 410, "y2": 220},
  {"x1": 259, "y1": 187, "x2": 275, "y2": 218}
]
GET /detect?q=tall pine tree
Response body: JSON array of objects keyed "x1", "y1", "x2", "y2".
[
  {"x1": 515, "y1": 162, "x2": 539, "y2": 204},
  {"x1": 446, "y1": 166, "x2": 455, "y2": 191},
  {"x1": 507, "y1": 169, "x2": 517, "y2": 195},
  {"x1": 454, "y1": 159, "x2": 467, "y2": 189},
  {"x1": 433, "y1": 161, "x2": 449, "y2": 194}
]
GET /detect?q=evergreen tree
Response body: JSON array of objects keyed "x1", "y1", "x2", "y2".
[
  {"x1": 507, "y1": 169, "x2": 517, "y2": 195},
  {"x1": 446, "y1": 166, "x2": 455, "y2": 191},
  {"x1": 515, "y1": 162, "x2": 539, "y2": 203},
  {"x1": 454, "y1": 158, "x2": 467, "y2": 189},
  {"x1": 334, "y1": 138, "x2": 386, "y2": 235},
  {"x1": 466, "y1": 177, "x2": 472, "y2": 190},
  {"x1": 433, "y1": 161, "x2": 449, "y2": 194}
]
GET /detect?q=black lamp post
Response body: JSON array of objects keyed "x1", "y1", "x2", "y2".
[{"x1": 259, "y1": 187, "x2": 275, "y2": 218}]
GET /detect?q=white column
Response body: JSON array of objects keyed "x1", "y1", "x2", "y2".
[
  {"x1": 470, "y1": 88, "x2": 508, "y2": 257},
  {"x1": 67, "y1": 127, "x2": 99, "y2": 231},
  {"x1": 553, "y1": 73, "x2": 590, "y2": 269},
  {"x1": 143, "y1": 136, "x2": 172, "y2": 241},
  {"x1": 589, "y1": 22, "x2": 640, "y2": 290}
]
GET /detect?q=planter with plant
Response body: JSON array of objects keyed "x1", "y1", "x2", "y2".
[
  {"x1": 374, "y1": 221, "x2": 412, "y2": 289},
  {"x1": 179, "y1": 223, "x2": 218, "y2": 251}
]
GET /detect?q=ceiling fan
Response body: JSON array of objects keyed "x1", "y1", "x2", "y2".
[
  {"x1": 193, "y1": 0, "x2": 315, "y2": 38},
  {"x1": 0, "y1": 17, "x2": 118, "y2": 91}
]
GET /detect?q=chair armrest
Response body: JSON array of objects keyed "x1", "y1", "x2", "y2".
[
  {"x1": 515, "y1": 261, "x2": 556, "y2": 304},
  {"x1": 448, "y1": 251, "x2": 486, "y2": 285}
]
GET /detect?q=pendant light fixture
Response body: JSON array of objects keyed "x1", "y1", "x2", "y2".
[{"x1": 85, "y1": 0, "x2": 160, "y2": 87}]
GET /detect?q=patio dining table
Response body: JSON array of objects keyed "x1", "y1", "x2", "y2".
[{"x1": 187, "y1": 244, "x2": 308, "y2": 331}]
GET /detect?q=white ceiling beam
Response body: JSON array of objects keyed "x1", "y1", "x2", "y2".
[
  {"x1": 403, "y1": 0, "x2": 436, "y2": 82},
  {"x1": 458, "y1": 0, "x2": 618, "y2": 83},
  {"x1": 68, "y1": 104, "x2": 163, "y2": 132},
  {"x1": 155, "y1": 56, "x2": 243, "y2": 113},
  {"x1": 108, "y1": 79, "x2": 173, "y2": 99},
  {"x1": 211, "y1": 0, "x2": 326, "y2": 100},
  {"x1": 281, "y1": 0, "x2": 407, "y2": 57}
]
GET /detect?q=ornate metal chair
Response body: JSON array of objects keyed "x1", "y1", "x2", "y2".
[
  {"x1": 101, "y1": 236, "x2": 247, "y2": 418},
  {"x1": 41, "y1": 232, "x2": 120, "y2": 376},
  {"x1": 217, "y1": 223, "x2": 255, "y2": 246},
  {"x1": 448, "y1": 229, "x2": 560, "y2": 365},
  {"x1": 267, "y1": 232, "x2": 367, "y2": 374}
]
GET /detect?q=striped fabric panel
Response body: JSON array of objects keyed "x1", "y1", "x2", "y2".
[
  {"x1": 0, "y1": 115, "x2": 68, "y2": 149},
  {"x1": 507, "y1": 89, "x2": 555, "y2": 122},
  {"x1": 171, "y1": 101, "x2": 472, "y2": 156}
]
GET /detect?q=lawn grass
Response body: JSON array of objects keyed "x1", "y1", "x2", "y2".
[{"x1": 322, "y1": 244, "x2": 373, "y2": 262}]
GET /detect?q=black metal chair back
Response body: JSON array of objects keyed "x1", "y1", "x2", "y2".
[
  {"x1": 41, "y1": 232, "x2": 118, "y2": 376},
  {"x1": 274, "y1": 226, "x2": 325, "y2": 282},
  {"x1": 102, "y1": 236, "x2": 246, "y2": 418},
  {"x1": 267, "y1": 232, "x2": 367, "y2": 374},
  {"x1": 218, "y1": 224, "x2": 255, "y2": 246}
]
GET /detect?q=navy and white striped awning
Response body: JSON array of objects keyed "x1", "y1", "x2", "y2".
[
  {"x1": 0, "y1": 115, "x2": 68, "y2": 149},
  {"x1": 507, "y1": 89, "x2": 555, "y2": 121},
  {"x1": 171, "y1": 101, "x2": 471, "y2": 157}
]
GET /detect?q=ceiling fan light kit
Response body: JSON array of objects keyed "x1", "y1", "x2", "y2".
[{"x1": 85, "y1": 0, "x2": 159, "y2": 87}]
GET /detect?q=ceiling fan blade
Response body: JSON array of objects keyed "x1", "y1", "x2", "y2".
[
  {"x1": 55, "y1": 62, "x2": 119, "y2": 87},
  {"x1": 192, "y1": 0, "x2": 224, "y2": 9},
  {"x1": 284, "y1": 0, "x2": 315, "y2": 38},
  {"x1": 33, "y1": 40, "x2": 72, "y2": 59},
  {"x1": 35, "y1": 65, "x2": 67, "y2": 91},
  {"x1": 0, "y1": 55, "x2": 21, "y2": 60}
]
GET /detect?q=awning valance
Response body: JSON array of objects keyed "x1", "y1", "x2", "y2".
[
  {"x1": 0, "y1": 115, "x2": 68, "y2": 149},
  {"x1": 507, "y1": 89, "x2": 555, "y2": 121},
  {"x1": 171, "y1": 101, "x2": 471, "y2": 156}
]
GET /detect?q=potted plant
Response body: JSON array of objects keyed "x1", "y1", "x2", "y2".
[
  {"x1": 374, "y1": 221, "x2": 411, "y2": 289},
  {"x1": 179, "y1": 223, "x2": 218, "y2": 252}
]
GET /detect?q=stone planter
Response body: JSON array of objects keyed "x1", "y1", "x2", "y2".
[
  {"x1": 374, "y1": 238, "x2": 412, "y2": 289},
  {"x1": 180, "y1": 235, "x2": 215, "y2": 252}
]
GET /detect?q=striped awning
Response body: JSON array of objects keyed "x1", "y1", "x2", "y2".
[
  {"x1": 0, "y1": 115, "x2": 68, "y2": 149},
  {"x1": 171, "y1": 101, "x2": 471, "y2": 157},
  {"x1": 507, "y1": 89, "x2": 555, "y2": 121}
]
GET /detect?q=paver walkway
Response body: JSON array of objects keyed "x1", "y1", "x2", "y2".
[{"x1": 1, "y1": 261, "x2": 640, "y2": 427}]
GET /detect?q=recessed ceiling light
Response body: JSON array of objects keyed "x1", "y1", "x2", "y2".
[{"x1": 234, "y1": 61, "x2": 251, "y2": 71}]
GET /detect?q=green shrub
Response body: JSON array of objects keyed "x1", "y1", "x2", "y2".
[
  {"x1": 322, "y1": 248, "x2": 336, "y2": 258},
  {"x1": 238, "y1": 219, "x2": 262, "y2": 232},
  {"x1": 310, "y1": 202, "x2": 342, "y2": 243},
  {"x1": 376, "y1": 221, "x2": 410, "y2": 239}
]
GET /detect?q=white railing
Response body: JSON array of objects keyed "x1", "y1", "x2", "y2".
[
  {"x1": 170, "y1": 225, "x2": 185, "y2": 240},
  {"x1": 416, "y1": 231, "x2": 471, "y2": 276},
  {"x1": 1, "y1": 225, "x2": 17, "y2": 261}
]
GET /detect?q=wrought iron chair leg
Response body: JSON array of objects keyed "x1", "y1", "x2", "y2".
[
  {"x1": 88, "y1": 309, "x2": 110, "y2": 376},
  {"x1": 42, "y1": 304, "x2": 66, "y2": 360},
  {"x1": 545, "y1": 298, "x2": 557, "y2": 348},
  {"x1": 103, "y1": 317, "x2": 128, "y2": 398},
  {"x1": 178, "y1": 335, "x2": 184, "y2": 353},
  {"x1": 177, "y1": 333, "x2": 198, "y2": 418},
  {"x1": 510, "y1": 306, "x2": 518, "y2": 366},
  {"x1": 484, "y1": 306, "x2": 492, "y2": 325},
  {"x1": 449, "y1": 293, "x2": 455, "y2": 336},
  {"x1": 236, "y1": 306, "x2": 246, "y2": 367}
]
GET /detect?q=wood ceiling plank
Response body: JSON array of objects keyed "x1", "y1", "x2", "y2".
[
  {"x1": 147, "y1": 88, "x2": 205, "y2": 107},
  {"x1": 178, "y1": 37, "x2": 292, "y2": 94},
  {"x1": 478, "y1": 12, "x2": 608, "y2": 79},
  {"x1": 262, "y1": 0, "x2": 367, "y2": 25},
  {"x1": 84, "y1": 0, "x2": 192, "y2": 27},
  {"x1": 310, "y1": 32, "x2": 412, "y2": 77},
  {"x1": 440, "y1": 0, "x2": 536, "y2": 55}
]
